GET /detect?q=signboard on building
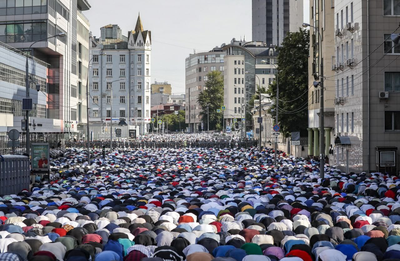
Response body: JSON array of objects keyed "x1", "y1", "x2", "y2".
[{"x1": 31, "y1": 143, "x2": 49, "y2": 172}]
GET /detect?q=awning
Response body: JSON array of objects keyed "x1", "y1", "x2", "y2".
[{"x1": 335, "y1": 136, "x2": 359, "y2": 146}]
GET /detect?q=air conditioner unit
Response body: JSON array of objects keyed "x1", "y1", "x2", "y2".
[
  {"x1": 335, "y1": 28, "x2": 343, "y2": 37},
  {"x1": 335, "y1": 97, "x2": 345, "y2": 105},
  {"x1": 346, "y1": 58, "x2": 356, "y2": 67},
  {"x1": 379, "y1": 91, "x2": 389, "y2": 99},
  {"x1": 346, "y1": 22, "x2": 355, "y2": 32},
  {"x1": 338, "y1": 63, "x2": 345, "y2": 71},
  {"x1": 332, "y1": 64, "x2": 338, "y2": 71}
]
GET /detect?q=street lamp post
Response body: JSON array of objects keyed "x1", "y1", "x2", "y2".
[
  {"x1": 303, "y1": 22, "x2": 325, "y2": 178},
  {"x1": 108, "y1": 79, "x2": 122, "y2": 150},
  {"x1": 25, "y1": 33, "x2": 65, "y2": 158}
]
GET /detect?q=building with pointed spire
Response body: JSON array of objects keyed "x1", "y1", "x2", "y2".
[{"x1": 89, "y1": 15, "x2": 152, "y2": 139}]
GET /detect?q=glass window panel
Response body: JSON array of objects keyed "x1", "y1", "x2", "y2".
[
  {"x1": 15, "y1": 0, "x2": 22, "y2": 6},
  {"x1": 32, "y1": 0, "x2": 39, "y2": 5},
  {"x1": 7, "y1": 7, "x2": 15, "y2": 15},
  {"x1": 40, "y1": 0, "x2": 45, "y2": 4},
  {"x1": 0, "y1": 24, "x2": 6, "y2": 35},
  {"x1": 395, "y1": 112, "x2": 400, "y2": 130},
  {"x1": 384, "y1": 42, "x2": 392, "y2": 53},
  {"x1": 7, "y1": 0, "x2": 15, "y2": 7},
  {"x1": 15, "y1": 6, "x2": 22, "y2": 14},
  {"x1": 384, "y1": 0, "x2": 392, "y2": 15},
  {"x1": 32, "y1": 6, "x2": 39, "y2": 13},
  {"x1": 40, "y1": 4, "x2": 45, "y2": 12},
  {"x1": 0, "y1": 8, "x2": 6, "y2": 15},
  {"x1": 385, "y1": 73, "x2": 392, "y2": 91},
  {"x1": 24, "y1": 6, "x2": 32, "y2": 14},
  {"x1": 24, "y1": 0, "x2": 32, "y2": 5},
  {"x1": 0, "y1": 35, "x2": 5, "y2": 42},
  {"x1": 385, "y1": 112, "x2": 393, "y2": 130},
  {"x1": 395, "y1": 0, "x2": 400, "y2": 15},
  {"x1": 0, "y1": 0, "x2": 5, "y2": 7}
]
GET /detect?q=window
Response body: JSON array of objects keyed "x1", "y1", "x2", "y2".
[
  {"x1": 106, "y1": 55, "x2": 112, "y2": 63},
  {"x1": 242, "y1": 78, "x2": 244, "y2": 84},
  {"x1": 336, "y1": 13, "x2": 339, "y2": 29},
  {"x1": 120, "y1": 110, "x2": 125, "y2": 117},
  {"x1": 351, "y1": 112, "x2": 354, "y2": 133},
  {"x1": 234, "y1": 68, "x2": 237, "y2": 74},
  {"x1": 92, "y1": 96, "x2": 98, "y2": 104},
  {"x1": 346, "y1": 113, "x2": 349, "y2": 133},
  {"x1": 146, "y1": 54, "x2": 149, "y2": 63},
  {"x1": 346, "y1": 6, "x2": 348, "y2": 24},
  {"x1": 146, "y1": 82, "x2": 150, "y2": 90},
  {"x1": 120, "y1": 96, "x2": 125, "y2": 103},
  {"x1": 138, "y1": 54, "x2": 142, "y2": 62},
  {"x1": 234, "y1": 107, "x2": 237, "y2": 113},
  {"x1": 341, "y1": 78, "x2": 344, "y2": 97},
  {"x1": 234, "y1": 60, "x2": 237, "y2": 65},
  {"x1": 106, "y1": 69, "x2": 112, "y2": 77},
  {"x1": 146, "y1": 68, "x2": 149, "y2": 76},
  {"x1": 137, "y1": 68, "x2": 142, "y2": 76},
  {"x1": 138, "y1": 82, "x2": 142, "y2": 89},
  {"x1": 337, "y1": 114, "x2": 339, "y2": 132},
  {"x1": 312, "y1": 91, "x2": 314, "y2": 104},
  {"x1": 93, "y1": 68, "x2": 98, "y2": 76},
  {"x1": 198, "y1": 76, "x2": 201, "y2": 82},
  {"x1": 351, "y1": 75, "x2": 354, "y2": 95},
  {"x1": 341, "y1": 113, "x2": 344, "y2": 132},
  {"x1": 106, "y1": 96, "x2": 111, "y2": 104},
  {"x1": 106, "y1": 110, "x2": 111, "y2": 117},
  {"x1": 385, "y1": 34, "x2": 400, "y2": 53},
  {"x1": 234, "y1": 88, "x2": 237, "y2": 94},
  {"x1": 238, "y1": 107, "x2": 241, "y2": 114},
  {"x1": 234, "y1": 97, "x2": 237, "y2": 104},
  {"x1": 198, "y1": 67, "x2": 202, "y2": 72},
  {"x1": 262, "y1": 78, "x2": 265, "y2": 85},
  {"x1": 234, "y1": 78, "x2": 237, "y2": 84},
  {"x1": 120, "y1": 69, "x2": 125, "y2": 77},
  {"x1": 384, "y1": 0, "x2": 400, "y2": 15},
  {"x1": 106, "y1": 82, "x2": 112, "y2": 90},
  {"x1": 93, "y1": 110, "x2": 98, "y2": 117},
  {"x1": 93, "y1": 55, "x2": 99, "y2": 63},
  {"x1": 120, "y1": 82, "x2": 125, "y2": 90},
  {"x1": 146, "y1": 96, "x2": 149, "y2": 104},
  {"x1": 385, "y1": 111, "x2": 400, "y2": 130},
  {"x1": 120, "y1": 55, "x2": 125, "y2": 63},
  {"x1": 351, "y1": 2, "x2": 354, "y2": 22},
  {"x1": 93, "y1": 82, "x2": 98, "y2": 90},
  {"x1": 242, "y1": 88, "x2": 244, "y2": 94},
  {"x1": 146, "y1": 110, "x2": 149, "y2": 118},
  {"x1": 346, "y1": 76, "x2": 349, "y2": 96},
  {"x1": 203, "y1": 67, "x2": 207, "y2": 72},
  {"x1": 385, "y1": 72, "x2": 400, "y2": 91},
  {"x1": 170, "y1": 106, "x2": 174, "y2": 110},
  {"x1": 211, "y1": 66, "x2": 216, "y2": 71},
  {"x1": 138, "y1": 96, "x2": 142, "y2": 104},
  {"x1": 336, "y1": 79, "x2": 340, "y2": 97},
  {"x1": 346, "y1": 42, "x2": 349, "y2": 61},
  {"x1": 341, "y1": 9, "x2": 343, "y2": 29},
  {"x1": 219, "y1": 66, "x2": 224, "y2": 71},
  {"x1": 351, "y1": 39, "x2": 354, "y2": 59},
  {"x1": 138, "y1": 110, "x2": 142, "y2": 118}
]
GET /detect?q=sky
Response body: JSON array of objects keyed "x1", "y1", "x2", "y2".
[{"x1": 85, "y1": 0, "x2": 310, "y2": 95}]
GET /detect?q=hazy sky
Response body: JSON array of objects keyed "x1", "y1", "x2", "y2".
[{"x1": 85, "y1": 0, "x2": 310, "y2": 94}]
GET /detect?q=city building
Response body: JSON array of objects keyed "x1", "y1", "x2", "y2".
[
  {"x1": 89, "y1": 15, "x2": 152, "y2": 139},
  {"x1": 168, "y1": 94, "x2": 185, "y2": 109},
  {"x1": 252, "y1": 0, "x2": 304, "y2": 46},
  {"x1": 0, "y1": 0, "x2": 91, "y2": 140},
  {"x1": 185, "y1": 48, "x2": 225, "y2": 132},
  {"x1": 151, "y1": 93, "x2": 169, "y2": 108},
  {"x1": 222, "y1": 39, "x2": 277, "y2": 132},
  {"x1": 151, "y1": 81, "x2": 171, "y2": 95},
  {"x1": 306, "y1": 1, "x2": 335, "y2": 163},
  {"x1": 332, "y1": 0, "x2": 400, "y2": 174}
]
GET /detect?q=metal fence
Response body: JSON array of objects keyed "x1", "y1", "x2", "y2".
[
  {"x1": 0, "y1": 134, "x2": 62, "y2": 155},
  {"x1": 0, "y1": 155, "x2": 30, "y2": 195},
  {"x1": 65, "y1": 140, "x2": 258, "y2": 150}
]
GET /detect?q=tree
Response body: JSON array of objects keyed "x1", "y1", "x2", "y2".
[
  {"x1": 198, "y1": 71, "x2": 224, "y2": 130},
  {"x1": 267, "y1": 28, "x2": 309, "y2": 137}
]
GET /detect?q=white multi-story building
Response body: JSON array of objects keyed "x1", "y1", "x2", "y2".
[
  {"x1": 89, "y1": 16, "x2": 152, "y2": 139},
  {"x1": 0, "y1": 0, "x2": 91, "y2": 140},
  {"x1": 222, "y1": 40, "x2": 277, "y2": 131}
]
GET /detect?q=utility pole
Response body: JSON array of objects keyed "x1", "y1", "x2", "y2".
[
  {"x1": 259, "y1": 92, "x2": 262, "y2": 151},
  {"x1": 207, "y1": 105, "x2": 210, "y2": 131},
  {"x1": 274, "y1": 73, "x2": 279, "y2": 167}
]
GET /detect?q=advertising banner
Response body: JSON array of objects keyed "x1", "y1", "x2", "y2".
[{"x1": 31, "y1": 143, "x2": 49, "y2": 172}]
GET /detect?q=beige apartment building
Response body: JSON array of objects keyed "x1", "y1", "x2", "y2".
[
  {"x1": 151, "y1": 82, "x2": 172, "y2": 95},
  {"x1": 307, "y1": 0, "x2": 336, "y2": 161}
]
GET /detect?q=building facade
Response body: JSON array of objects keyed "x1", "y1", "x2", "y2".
[
  {"x1": 185, "y1": 48, "x2": 225, "y2": 132},
  {"x1": 252, "y1": 0, "x2": 304, "y2": 46},
  {"x1": 222, "y1": 40, "x2": 277, "y2": 132},
  {"x1": 151, "y1": 81, "x2": 171, "y2": 95},
  {"x1": 306, "y1": 0, "x2": 335, "y2": 162},
  {"x1": 89, "y1": 16, "x2": 152, "y2": 139},
  {"x1": 330, "y1": 0, "x2": 400, "y2": 174},
  {"x1": 0, "y1": 0, "x2": 91, "y2": 140}
]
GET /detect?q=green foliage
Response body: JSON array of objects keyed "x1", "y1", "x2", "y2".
[
  {"x1": 267, "y1": 28, "x2": 309, "y2": 137},
  {"x1": 197, "y1": 71, "x2": 224, "y2": 130}
]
